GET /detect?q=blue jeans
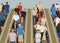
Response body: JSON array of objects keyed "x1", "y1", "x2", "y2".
[
  {"x1": 10, "y1": 41, "x2": 16, "y2": 43},
  {"x1": 36, "y1": 42, "x2": 40, "y2": 43},
  {"x1": 6, "y1": 10, "x2": 9, "y2": 17}
]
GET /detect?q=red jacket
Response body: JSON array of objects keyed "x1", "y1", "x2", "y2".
[{"x1": 17, "y1": 5, "x2": 22, "y2": 12}]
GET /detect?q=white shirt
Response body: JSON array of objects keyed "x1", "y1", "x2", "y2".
[
  {"x1": 32, "y1": 10, "x2": 36, "y2": 16},
  {"x1": 40, "y1": 25, "x2": 47, "y2": 32},
  {"x1": 9, "y1": 32, "x2": 16, "y2": 41},
  {"x1": 35, "y1": 33, "x2": 41, "y2": 42},
  {"x1": 13, "y1": 15, "x2": 19, "y2": 21},
  {"x1": 54, "y1": 17, "x2": 60, "y2": 26}
]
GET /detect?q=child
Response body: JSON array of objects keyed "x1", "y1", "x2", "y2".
[
  {"x1": 8, "y1": 29, "x2": 17, "y2": 43},
  {"x1": 34, "y1": 30, "x2": 41, "y2": 43},
  {"x1": 17, "y1": 24, "x2": 24, "y2": 43}
]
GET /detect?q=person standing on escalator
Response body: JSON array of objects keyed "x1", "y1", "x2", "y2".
[
  {"x1": 51, "y1": 4, "x2": 56, "y2": 20},
  {"x1": 17, "y1": 2, "x2": 22, "y2": 12},
  {"x1": 5, "y1": 2, "x2": 10, "y2": 17}
]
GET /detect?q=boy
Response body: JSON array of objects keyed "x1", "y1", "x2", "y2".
[
  {"x1": 34, "y1": 30, "x2": 41, "y2": 43},
  {"x1": 17, "y1": 24, "x2": 24, "y2": 43}
]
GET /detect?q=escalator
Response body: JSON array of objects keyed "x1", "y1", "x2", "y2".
[
  {"x1": 0, "y1": 9, "x2": 59, "y2": 43},
  {"x1": 0, "y1": 9, "x2": 13, "y2": 35},
  {"x1": 25, "y1": 9, "x2": 58, "y2": 43},
  {"x1": 43, "y1": 9, "x2": 59, "y2": 43},
  {"x1": 0, "y1": 9, "x2": 14, "y2": 43},
  {"x1": 32, "y1": 8, "x2": 59, "y2": 43},
  {"x1": 0, "y1": 9, "x2": 27, "y2": 43}
]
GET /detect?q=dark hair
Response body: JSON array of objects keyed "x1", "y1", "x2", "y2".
[
  {"x1": 56, "y1": 3, "x2": 58, "y2": 5},
  {"x1": 1, "y1": 5, "x2": 5, "y2": 12},
  {"x1": 57, "y1": 23, "x2": 60, "y2": 27},
  {"x1": 6, "y1": 2, "x2": 8, "y2": 4},
  {"x1": 14, "y1": 8, "x2": 19, "y2": 15},
  {"x1": 52, "y1": 4, "x2": 55, "y2": 6},
  {"x1": 19, "y1": 2, "x2": 21, "y2": 4},
  {"x1": 36, "y1": 30, "x2": 40, "y2": 31}
]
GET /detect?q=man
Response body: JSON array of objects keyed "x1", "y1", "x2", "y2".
[
  {"x1": 51, "y1": 4, "x2": 56, "y2": 20},
  {"x1": 5, "y1": 2, "x2": 10, "y2": 17}
]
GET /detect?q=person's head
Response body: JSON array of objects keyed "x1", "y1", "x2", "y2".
[
  {"x1": 52, "y1": 4, "x2": 55, "y2": 7},
  {"x1": 39, "y1": 1, "x2": 41, "y2": 4},
  {"x1": 36, "y1": 30, "x2": 40, "y2": 33},
  {"x1": 18, "y1": 24, "x2": 22, "y2": 27},
  {"x1": 6, "y1": 2, "x2": 8, "y2": 4},
  {"x1": 19, "y1": 2, "x2": 22, "y2": 5},
  {"x1": 41, "y1": 21, "x2": 44, "y2": 26},
  {"x1": 11, "y1": 29, "x2": 14, "y2": 32},
  {"x1": 37, "y1": 21, "x2": 40, "y2": 24},
  {"x1": 56, "y1": 3, "x2": 58, "y2": 5},
  {"x1": 42, "y1": 14, "x2": 45, "y2": 18},
  {"x1": 14, "y1": 8, "x2": 19, "y2": 15},
  {"x1": 1, "y1": 3, "x2": 3, "y2": 5},
  {"x1": 13, "y1": 21, "x2": 16, "y2": 25}
]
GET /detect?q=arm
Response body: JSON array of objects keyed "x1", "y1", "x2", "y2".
[
  {"x1": 34, "y1": 37, "x2": 36, "y2": 41},
  {"x1": 15, "y1": 34, "x2": 17, "y2": 41}
]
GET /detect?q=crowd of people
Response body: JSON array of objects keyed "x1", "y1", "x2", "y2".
[
  {"x1": 32, "y1": 2, "x2": 48, "y2": 43},
  {"x1": 0, "y1": 2, "x2": 10, "y2": 34},
  {"x1": 8, "y1": 2, "x2": 26, "y2": 43},
  {"x1": 32, "y1": 2, "x2": 60, "y2": 43},
  {"x1": 51, "y1": 3, "x2": 60, "y2": 41},
  {"x1": 0, "y1": 2, "x2": 26, "y2": 43},
  {"x1": 0, "y1": 1, "x2": 60, "y2": 43}
]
